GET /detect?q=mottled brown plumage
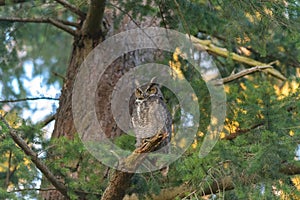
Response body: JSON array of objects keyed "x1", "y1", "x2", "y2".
[{"x1": 131, "y1": 82, "x2": 172, "y2": 175}]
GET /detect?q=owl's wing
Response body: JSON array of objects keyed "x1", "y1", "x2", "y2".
[{"x1": 129, "y1": 93, "x2": 136, "y2": 117}]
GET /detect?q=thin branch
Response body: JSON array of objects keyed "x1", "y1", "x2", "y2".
[
  {"x1": 48, "y1": 18, "x2": 78, "y2": 36},
  {"x1": 174, "y1": 0, "x2": 190, "y2": 36},
  {"x1": 36, "y1": 114, "x2": 56, "y2": 128},
  {"x1": 4, "y1": 150, "x2": 12, "y2": 189},
  {"x1": 0, "y1": 16, "x2": 50, "y2": 23},
  {"x1": 107, "y1": 2, "x2": 160, "y2": 49},
  {"x1": 54, "y1": 0, "x2": 86, "y2": 19},
  {"x1": 56, "y1": 19, "x2": 80, "y2": 28},
  {"x1": 0, "y1": 17, "x2": 78, "y2": 36},
  {"x1": 0, "y1": 16, "x2": 79, "y2": 28},
  {"x1": 9, "y1": 188, "x2": 58, "y2": 193},
  {"x1": 0, "y1": 134, "x2": 7, "y2": 142},
  {"x1": 0, "y1": 97, "x2": 59, "y2": 103},
  {"x1": 0, "y1": 116, "x2": 70, "y2": 199},
  {"x1": 217, "y1": 64, "x2": 274, "y2": 85},
  {"x1": 107, "y1": 2, "x2": 144, "y2": 30},
  {"x1": 0, "y1": 0, "x2": 26, "y2": 6},
  {"x1": 222, "y1": 122, "x2": 264, "y2": 140},
  {"x1": 52, "y1": 71, "x2": 66, "y2": 81}
]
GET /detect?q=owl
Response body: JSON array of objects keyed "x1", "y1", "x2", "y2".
[{"x1": 130, "y1": 82, "x2": 172, "y2": 175}]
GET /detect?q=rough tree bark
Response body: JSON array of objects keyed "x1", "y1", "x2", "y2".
[
  {"x1": 43, "y1": 1, "x2": 161, "y2": 199},
  {"x1": 42, "y1": 1, "x2": 107, "y2": 199}
]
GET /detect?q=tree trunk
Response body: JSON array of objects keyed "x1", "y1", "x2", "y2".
[
  {"x1": 41, "y1": 1, "x2": 106, "y2": 199},
  {"x1": 41, "y1": 1, "x2": 161, "y2": 199}
]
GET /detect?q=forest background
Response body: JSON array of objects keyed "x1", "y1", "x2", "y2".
[{"x1": 0, "y1": 0, "x2": 300, "y2": 199}]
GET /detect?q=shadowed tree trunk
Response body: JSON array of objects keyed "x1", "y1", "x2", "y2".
[
  {"x1": 41, "y1": 1, "x2": 107, "y2": 199},
  {"x1": 41, "y1": 1, "x2": 161, "y2": 199}
]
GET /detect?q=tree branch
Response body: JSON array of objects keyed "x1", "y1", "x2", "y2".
[
  {"x1": 0, "y1": 0, "x2": 26, "y2": 6},
  {"x1": 136, "y1": 162, "x2": 300, "y2": 200},
  {"x1": 0, "y1": 115, "x2": 70, "y2": 199},
  {"x1": 48, "y1": 18, "x2": 78, "y2": 36},
  {"x1": 4, "y1": 150, "x2": 12, "y2": 189},
  {"x1": 190, "y1": 36, "x2": 286, "y2": 81},
  {"x1": 222, "y1": 122, "x2": 264, "y2": 140},
  {"x1": 0, "y1": 97, "x2": 59, "y2": 103},
  {"x1": 54, "y1": 0, "x2": 86, "y2": 19},
  {"x1": 36, "y1": 114, "x2": 56, "y2": 128},
  {"x1": 219, "y1": 64, "x2": 274, "y2": 85},
  {"x1": 9, "y1": 188, "x2": 58, "y2": 193},
  {"x1": 280, "y1": 163, "x2": 300, "y2": 175},
  {"x1": 0, "y1": 17, "x2": 78, "y2": 36},
  {"x1": 107, "y1": 2, "x2": 142, "y2": 30},
  {"x1": 82, "y1": 0, "x2": 106, "y2": 38},
  {"x1": 101, "y1": 132, "x2": 168, "y2": 200}
]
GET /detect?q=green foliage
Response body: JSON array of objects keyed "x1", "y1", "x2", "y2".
[
  {"x1": 0, "y1": 1, "x2": 72, "y2": 110},
  {"x1": 0, "y1": 0, "x2": 300, "y2": 199},
  {"x1": 44, "y1": 134, "x2": 106, "y2": 199},
  {"x1": 114, "y1": 133, "x2": 136, "y2": 151},
  {"x1": 0, "y1": 117, "x2": 43, "y2": 199}
]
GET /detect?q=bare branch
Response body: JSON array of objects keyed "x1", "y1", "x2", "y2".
[
  {"x1": 216, "y1": 64, "x2": 275, "y2": 85},
  {"x1": 0, "y1": 115, "x2": 70, "y2": 199},
  {"x1": 52, "y1": 71, "x2": 67, "y2": 81},
  {"x1": 54, "y1": 0, "x2": 86, "y2": 19},
  {"x1": 0, "y1": 97, "x2": 59, "y2": 103},
  {"x1": 0, "y1": 16, "x2": 49, "y2": 23},
  {"x1": 0, "y1": 17, "x2": 78, "y2": 36},
  {"x1": 48, "y1": 18, "x2": 78, "y2": 36},
  {"x1": 9, "y1": 188, "x2": 58, "y2": 193},
  {"x1": 36, "y1": 114, "x2": 56, "y2": 128},
  {"x1": 56, "y1": 19, "x2": 80, "y2": 28}
]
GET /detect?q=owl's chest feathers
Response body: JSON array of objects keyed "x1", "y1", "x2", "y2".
[{"x1": 135, "y1": 99, "x2": 157, "y2": 121}]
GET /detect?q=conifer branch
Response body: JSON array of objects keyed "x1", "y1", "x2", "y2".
[
  {"x1": 0, "y1": 17, "x2": 78, "y2": 36},
  {"x1": 190, "y1": 36, "x2": 286, "y2": 81},
  {"x1": 222, "y1": 122, "x2": 264, "y2": 140},
  {"x1": 0, "y1": 116, "x2": 70, "y2": 199}
]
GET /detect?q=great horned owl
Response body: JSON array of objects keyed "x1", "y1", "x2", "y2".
[{"x1": 131, "y1": 82, "x2": 172, "y2": 154}]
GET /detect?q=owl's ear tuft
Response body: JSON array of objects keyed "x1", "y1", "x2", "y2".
[{"x1": 150, "y1": 77, "x2": 157, "y2": 84}]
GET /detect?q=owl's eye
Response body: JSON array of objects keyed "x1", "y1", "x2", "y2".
[
  {"x1": 148, "y1": 86, "x2": 157, "y2": 94},
  {"x1": 135, "y1": 89, "x2": 143, "y2": 99}
]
